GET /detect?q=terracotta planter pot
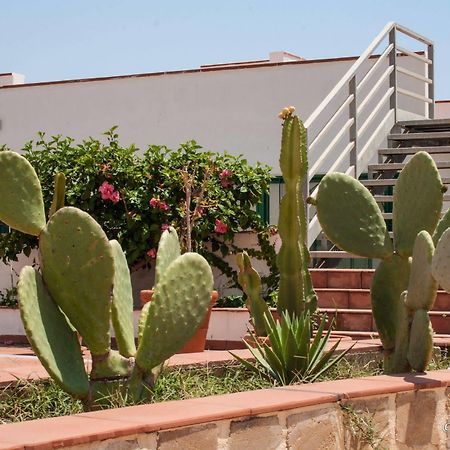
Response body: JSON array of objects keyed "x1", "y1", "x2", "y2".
[{"x1": 139, "y1": 289, "x2": 218, "y2": 353}]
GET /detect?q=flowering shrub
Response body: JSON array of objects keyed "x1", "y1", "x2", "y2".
[{"x1": 0, "y1": 129, "x2": 277, "y2": 290}]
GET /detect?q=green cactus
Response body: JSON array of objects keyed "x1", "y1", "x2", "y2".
[
  {"x1": 314, "y1": 151, "x2": 445, "y2": 373},
  {"x1": 0, "y1": 151, "x2": 213, "y2": 409},
  {"x1": 236, "y1": 111, "x2": 317, "y2": 333},
  {"x1": 236, "y1": 251, "x2": 270, "y2": 336},
  {"x1": 48, "y1": 172, "x2": 66, "y2": 218},
  {"x1": 277, "y1": 113, "x2": 317, "y2": 315}
]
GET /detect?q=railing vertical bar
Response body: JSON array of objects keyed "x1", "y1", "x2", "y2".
[
  {"x1": 428, "y1": 43, "x2": 435, "y2": 118},
  {"x1": 389, "y1": 28, "x2": 398, "y2": 123},
  {"x1": 349, "y1": 76, "x2": 357, "y2": 177}
]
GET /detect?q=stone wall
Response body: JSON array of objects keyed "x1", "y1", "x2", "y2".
[
  {"x1": 2, "y1": 371, "x2": 450, "y2": 449},
  {"x1": 68, "y1": 390, "x2": 448, "y2": 449}
]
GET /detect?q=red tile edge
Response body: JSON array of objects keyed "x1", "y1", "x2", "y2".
[{"x1": 1, "y1": 369, "x2": 450, "y2": 449}]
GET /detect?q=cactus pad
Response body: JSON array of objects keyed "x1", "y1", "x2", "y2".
[
  {"x1": 433, "y1": 208, "x2": 450, "y2": 246},
  {"x1": 110, "y1": 240, "x2": 136, "y2": 357},
  {"x1": 393, "y1": 151, "x2": 443, "y2": 257},
  {"x1": 40, "y1": 207, "x2": 114, "y2": 355},
  {"x1": 371, "y1": 254, "x2": 411, "y2": 350},
  {"x1": 18, "y1": 266, "x2": 89, "y2": 397},
  {"x1": 407, "y1": 309, "x2": 433, "y2": 372},
  {"x1": 431, "y1": 227, "x2": 450, "y2": 293},
  {"x1": 0, "y1": 151, "x2": 46, "y2": 235},
  {"x1": 155, "y1": 227, "x2": 181, "y2": 286},
  {"x1": 316, "y1": 173, "x2": 393, "y2": 258},
  {"x1": 136, "y1": 253, "x2": 213, "y2": 371},
  {"x1": 404, "y1": 231, "x2": 438, "y2": 311}
]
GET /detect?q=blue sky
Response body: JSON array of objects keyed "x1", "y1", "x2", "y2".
[{"x1": 1, "y1": 0, "x2": 449, "y2": 98}]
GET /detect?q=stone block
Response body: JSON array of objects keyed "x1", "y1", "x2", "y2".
[
  {"x1": 286, "y1": 404, "x2": 344, "y2": 449},
  {"x1": 228, "y1": 415, "x2": 282, "y2": 450},
  {"x1": 396, "y1": 389, "x2": 443, "y2": 448},
  {"x1": 158, "y1": 423, "x2": 218, "y2": 450},
  {"x1": 67, "y1": 433, "x2": 157, "y2": 450},
  {"x1": 341, "y1": 395, "x2": 393, "y2": 450}
]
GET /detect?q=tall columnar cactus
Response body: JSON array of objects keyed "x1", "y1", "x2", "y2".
[
  {"x1": 236, "y1": 109, "x2": 317, "y2": 329},
  {"x1": 312, "y1": 150, "x2": 447, "y2": 373},
  {"x1": 0, "y1": 150, "x2": 213, "y2": 409},
  {"x1": 277, "y1": 109, "x2": 317, "y2": 315}
]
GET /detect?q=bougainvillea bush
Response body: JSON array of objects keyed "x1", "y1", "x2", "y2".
[{"x1": 0, "y1": 128, "x2": 277, "y2": 291}]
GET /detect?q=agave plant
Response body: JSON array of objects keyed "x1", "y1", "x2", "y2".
[{"x1": 231, "y1": 311, "x2": 352, "y2": 385}]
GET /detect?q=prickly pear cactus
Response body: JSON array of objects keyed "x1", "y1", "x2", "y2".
[
  {"x1": 314, "y1": 151, "x2": 445, "y2": 373},
  {"x1": 0, "y1": 151, "x2": 46, "y2": 235},
  {"x1": 1, "y1": 151, "x2": 214, "y2": 409}
]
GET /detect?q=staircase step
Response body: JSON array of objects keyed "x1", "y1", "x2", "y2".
[
  {"x1": 316, "y1": 288, "x2": 450, "y2": 311},
  {"x1": 310, "y1": 268, "x2": 374, "y2": 289},
  {"x1": 320, "y1": 308, "x2": 450, "y2": 334},
  {"x1": 388, "y1": 131, "x2": 450, "y2": 141},
  {"x1": 373, "y1": 194, "x2": 450, "y2": 203},
  {"x1": 361, "y1": 177, "x2": 450, "y2": 187},
  {"x1": 369, "y1": 161, "x2": 450, "y2": 172},
  {"x1": 398, "y1": 118, "x2": 450, "y2": 131},
  {"x1": 378, "y1": 146, "x2": 450, "y2": 156},
  {"x1": 310, "y1": 250, "x2": 366, "y2": 259}
]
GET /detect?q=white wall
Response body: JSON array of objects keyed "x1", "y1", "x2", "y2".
[
  {"x1": 0, "y1": 54, "x2": 432, "y2": 294},
  {"x1": 436, "y1": 101, "x2": 450, "y2": 119}
]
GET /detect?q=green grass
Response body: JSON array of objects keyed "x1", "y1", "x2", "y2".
[{"x1": 2, "y1": 351, "x2": 450, "y2": 424}]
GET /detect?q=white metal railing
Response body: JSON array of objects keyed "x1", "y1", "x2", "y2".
[{"x1": 304, "y1": 22, "x2": 434, "y2": 248}]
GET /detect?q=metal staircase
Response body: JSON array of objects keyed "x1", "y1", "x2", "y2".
[{"x1": 302, "y1": 22, "x2": 438, "y2": 261}]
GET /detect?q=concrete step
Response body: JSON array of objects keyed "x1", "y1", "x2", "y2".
[
  {"x1": 361, "y1": 177, "x2": 450, "y2": 187},
  {"x1": 388, "y1": 131, "x2": 450, "y2": 141},
  {"x1": 398, "y1": 118, "x2": 450, "y2": 132},
  {"x1": 369, "y1": 161, "x2": 450, "y2": 172},
  {"x1": 378, "y1": 146, "x2": 450, "y2": 156},
  {"x1": 373, "y1": 194, "x2": 450, "y2": 203}
]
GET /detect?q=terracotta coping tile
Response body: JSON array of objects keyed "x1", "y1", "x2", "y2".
[
  {"x1": 0, "y1": 415, "x2": 143, "y2": 449},
  {"x1": 79, "y1": 389, "x2": 336, "y2": 436},
  {"x1": 0, "y1": 443, "x2": 23, "y2": 450},
  {"x1": 281, "y1": 370, "x2": 450, "y2": 399}
]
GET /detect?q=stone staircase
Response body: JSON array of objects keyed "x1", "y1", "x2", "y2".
[{"x1": 311, "y1": 269, "x2": 450, "y2": 339}]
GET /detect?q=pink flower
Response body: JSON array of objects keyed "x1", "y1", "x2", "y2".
[
  {"x1": 149, "y1": 197, "x2": 160, "y2": 207},
  {"x1": 214, "y1": 219, "x2": 228, "y2": 234},
  {"x1": 101, "y1": 163, "x2": 110, "y2": 172},
  {"x1": 195, "y1": 206, "x2": 204, "y2": 218},
  {"x1": 159, "y1": 202, "x2": 169, "y2": 211},
  {"x1": 98, "y1": 181, "x2": 115, "y2": 200},
  {"x1": 161, "y1": 224, "x2": 170, "y2": 231},
  {"x1": 109, "y1": 190, "x2": 120, "y2": 204},
  {"x1": 219, "y1": 169, "x2": 232, "y2": 179},
  {"x1": 221, "y1": 179, "x2": 233, "y2": 188},
  {"x1": 147, "y1": 248, "x2": 157, "y2": 258}
]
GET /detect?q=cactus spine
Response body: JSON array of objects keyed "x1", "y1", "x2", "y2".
[
  {"x1": 0, "y1": 151, "x2": 213, "y2": 409},
  {"x1": 314, "y1": 151, "x2": 446, "y2": 373}
]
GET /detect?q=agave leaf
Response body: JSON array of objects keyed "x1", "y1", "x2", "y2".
[
  {"x1": 309, "y1": 342, "x2": 356, "y2": 382},
  {"x1": 229, "y1": 351, "x2": 272, "y2": 382}
]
